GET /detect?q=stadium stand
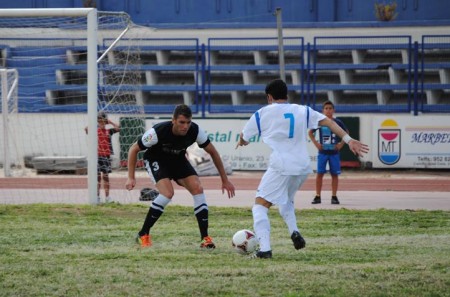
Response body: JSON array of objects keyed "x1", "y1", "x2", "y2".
[
  {"x1": 206, "y1": 37, "x2": 304, "y2": 113},
  {"x1": 309, "y1": 36, "x2": 413, "y2": 112},
  {"x1": 420, "y1": 36, "x2": 450, "y2": 110},
  {"x1": 2, "y1": 34, "x2": 450, "y2": 114},
  {"x1": 1, "y1": 0, "x2": 450, "y2": 115}
]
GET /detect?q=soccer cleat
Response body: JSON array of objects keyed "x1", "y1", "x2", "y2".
[
  {"x1": 311, "y1": 196, "x2": 321, "y2": 204},
  {"x1": 291, "y1": 231, "x2": 306, "y2": 250},
  {"x1": 97, "y1": 196, "x2": 101, "y2": 204},
  {"x1": 200, "y1": 236, "x2": 216, "y2": 249},
  {"x1": 105, "y1": 196, "x2": 112, "y2": 203},
  {"x1": 331, "y1": 196, "x2": 340, "y2": 205},
  {"x1": 136, "y1": 234, "x2": 152, "y2": 248},
  {"x1": 249, "y1": 250, "x2": 272, "y2": 259}
]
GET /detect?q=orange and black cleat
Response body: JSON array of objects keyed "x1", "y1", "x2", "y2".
[
  {"x1": 200, "y1": 236, "x2": 216, "y2": 249},
  {"x1": 136, "y1": 234, "x2": 152, "y2": 248}
]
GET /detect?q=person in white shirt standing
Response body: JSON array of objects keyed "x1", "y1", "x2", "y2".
[{"x1": 236, "y1": 79, "x2": 369, "y2": 259}]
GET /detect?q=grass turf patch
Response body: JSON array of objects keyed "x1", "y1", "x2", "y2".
[{"x1": 0, "y1": 204, "x2": 448, "y2": 297}]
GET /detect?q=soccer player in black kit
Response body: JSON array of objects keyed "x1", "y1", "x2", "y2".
[{"x1": 126, "y1": 104, "x2": 236, "y2": 248}]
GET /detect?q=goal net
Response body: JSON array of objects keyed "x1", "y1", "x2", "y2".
[{"x1": 0, "y1": 8, "x2": 154, "y2": 204}]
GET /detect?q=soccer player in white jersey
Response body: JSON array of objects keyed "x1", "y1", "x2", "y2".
[{"x1": 236, "y1": 79, "x2": 369, "y2": 258}]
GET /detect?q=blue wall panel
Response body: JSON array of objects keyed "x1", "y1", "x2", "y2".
[
  {"x1": 106, "y1": 0, "x2": 318, "y2": 25},
  {"x1": 0, "y1": 0, "x2": 449, "y2": 25},
  {"x1": 336, "y1": 0, "x2": 376, "y2": 22},
  {"x1": 407, "y1": 0, "x2": 450, "y2": 21},
  {"x1": 0, "y1": 0, "x2": 34, "y2": 8}
]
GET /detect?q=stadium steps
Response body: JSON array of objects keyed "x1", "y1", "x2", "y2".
[{"x1": 6, "y1": 46, "x2": 67, "y2": 112}]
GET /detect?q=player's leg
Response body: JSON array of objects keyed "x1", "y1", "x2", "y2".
[
  {"x1": 315, "y1": 173, "x2": 325, "y2": 195},
  {"x1": 137, "y1": 178, "x2": 173, "y2": 247},
  {"x1": 96, "y1": 157, "x2": 103, "y2": 200},
  {"x1": 311, "y1": 153, "x2": 327, "y2": 204},
  {"x1": 329, "y1": 154, "x2": 341, "y2": 204},
  {"x1": 136, "y1": 159, "x2": 173, "y2": 247},
  {"x1": 97, "y1": 172, "x2": 101, "y2": 199},
  {"x1": 97, "y1": 157, "x2": 109, "y2": 203},
  {"x1": 331, "y1": 174, "x2": 338, "y2": 196},
  {"x1": 278, "y1": 175, "x2": 307, "y2": 250},
  {"x1": 312, "y1": 153, "x2": 327, "y2": 204},
  {"x1": 252, "y1": 168, "x2": 287, "y2": 258},
  {"x1": 178, "y1": 175, "x2": 214, "y2": 248},
  {"x1": 278, "y1": 175, "x2": 301, "y2": 235},
  {"x1": 103, "y1": 157, "x2": 112, "y2": 202},
  {"x1": 252, "y1": 198, "x2": 272, "y2": 258},
  {"x1": 103, "y1": 173, "x2": 110, "y2": 202},
  {"x1": 175, "y1": 159, "x2": 215, "y2": 248}
]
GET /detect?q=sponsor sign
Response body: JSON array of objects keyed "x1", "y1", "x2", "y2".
[{"x1": 373, "y1": 116, "x2": 450, "y2": 168}]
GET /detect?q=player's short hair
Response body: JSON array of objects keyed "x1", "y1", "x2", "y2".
[
  {"x1": 322, "y1": 100, "x2": 335, "y2": 109},
  {"x1": 265, "y1": 79, "x2": 288, "y2": 100},
  {"x1": 173, "y1": 104, "x2": 192, "y2": 119},
  {"x1": 97, "y1": 111, "x2": 107, "y2": 121}
]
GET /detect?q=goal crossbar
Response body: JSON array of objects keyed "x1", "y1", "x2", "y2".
[{"x1": 0, "y1": 8, "x2": 95, "y2": 17}]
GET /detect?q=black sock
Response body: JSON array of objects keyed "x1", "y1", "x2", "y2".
[
  {"x1": 139, "y1": 205, "x2": 164, "y2": 236},
  {"x1": 195, "y1": 208, "x2": 209, "y2": 239}
]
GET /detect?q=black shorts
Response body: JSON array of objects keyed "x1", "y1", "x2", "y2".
[
  {"x1": 144, "y1": 155, "x2": 197, "y2": 183},
  {"x1": 98, "y1": 156, "x2": 112, "y2": 174}
]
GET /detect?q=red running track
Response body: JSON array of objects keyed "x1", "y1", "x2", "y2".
[{"x1": 1, "y1": 170, "x2": 449, "y2": 192}]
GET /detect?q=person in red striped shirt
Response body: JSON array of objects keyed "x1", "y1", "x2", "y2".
[{"x1": 85, "y1": 111, "x2": 120, "y2": 203}]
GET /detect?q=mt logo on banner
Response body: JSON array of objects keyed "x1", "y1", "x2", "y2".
[{"x1": 378, "y1": 119, "x2": 401, "y2": 165}]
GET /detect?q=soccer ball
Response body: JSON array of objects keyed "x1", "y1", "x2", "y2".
[{"x1": 232, "y1": 229, "x2": 259, "y2": 255}]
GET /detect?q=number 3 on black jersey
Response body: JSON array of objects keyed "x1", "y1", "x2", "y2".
[{"x1": 152, "y1": 161, "x2": 160, "y2": 172}]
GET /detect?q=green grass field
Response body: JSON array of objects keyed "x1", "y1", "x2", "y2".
[{"x1": 0, "y1": 204, "x2": 448, "y2": 297}]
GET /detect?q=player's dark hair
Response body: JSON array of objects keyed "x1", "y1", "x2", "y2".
[
  {"x1": 265, "y1": 79, "x2": 288, "y2": 100},
  {"x1": 97, "y1": 111, "x2": 107, "y2": 120},
  {"x1": 173, "y1": 104, "x2": 192, "y2": 119},
  {"x1": 322, "y1": 100, "x2": 335, "y2": 109}
]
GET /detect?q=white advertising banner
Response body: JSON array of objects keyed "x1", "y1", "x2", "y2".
[
  {"x1": 372, "y1": 115, "x2": 450, "y2": 168},
  {"x1": 146, "y1": 118, "x2": 318, "y2": 171}
]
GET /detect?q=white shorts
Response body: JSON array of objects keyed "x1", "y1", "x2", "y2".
[{"x1": 255, "y1": 168, "x2": 309, "y2": 205}]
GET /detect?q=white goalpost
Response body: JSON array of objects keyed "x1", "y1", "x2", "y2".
[
  {"x1": 1, "y1": 68, "x2": 19, "y2": 177},
  {"x1": 0, "y1": 8, "x2": 151, "y2": 204}
]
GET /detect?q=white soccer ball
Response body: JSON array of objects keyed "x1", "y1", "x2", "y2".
[{"x1": 232, "y1": 229, "x2": 259, "y2": 255}]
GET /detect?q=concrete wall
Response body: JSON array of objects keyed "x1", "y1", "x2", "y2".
[{"x1": 1, "y1": 113, "x2": 449, "y2": 171}]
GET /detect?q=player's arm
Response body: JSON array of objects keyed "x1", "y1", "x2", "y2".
[
  {"x1": 236, "y1": 112, "x2": 259, "y2": 149},
  {"x1": 125, "y1": 142, "x2": 141, "y2": 190},
  {"x1": 236, "y1": 132, "x2": 249, "y2": 148},
  {"x1": 336, "y1": 127, "x2": 349, "y2": 151},
  {"x1": 334, "y1": 119, "x2": 349, "y2": 151},
  {"x1": 108, "y1": 119, "x2": 120, "y2": 132},
  {"x1": 126, "y1": 129, "x2": 158, "y2": 190},
  {"x1": 203, "y1": 142, "x2": 235, "y2": 198},
  {"x1": 318, "y1": 117, "x2": 369, "y2": 157},
  {"x1": 308, "y1": 129, "x2": 321, "y2": 150}
]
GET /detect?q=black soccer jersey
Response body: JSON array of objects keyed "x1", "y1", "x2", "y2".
[{"x1": 137, "y1": 121, "x2": 210, "y2": 161}]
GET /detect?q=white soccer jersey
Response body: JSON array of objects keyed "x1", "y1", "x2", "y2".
[{"x1": 242, "y1": 103, "x2": 326, "y2": 175}]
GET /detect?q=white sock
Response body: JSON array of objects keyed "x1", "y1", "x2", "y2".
[
  {"x1": 193, "y1": 193, "x2": 208, "y2": 214},
  {"x1": 252, "y1": 204, "x2": 271, "y2": 252},
  {"x1": 152, "y1": 194, "x2": 171, "y2": 211},
  {"x1": 278, "y1": 201, "x2": 298, "y2": 235}
]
